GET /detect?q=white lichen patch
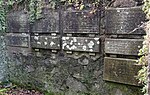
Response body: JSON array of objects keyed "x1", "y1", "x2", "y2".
[
  {"x1": 45, "y1": 37, "x2": 48, "y2": 40},
  {"x1": 66, "y1": 37, "x2": 69, "y2": 40},
  {"x1": 83, "y1": 45, "x2": 87, "y2": 51},
  {"x1": 34, "y1": 36, "x2": 39, "y2": 40},
  {"x1": 44, "y1": 42, "x2": 48, "y2": 45},
  {"x1": 22, "y1": 33, "x2": 28, "y2": 36},
  {"x1": 50, "y1": 41, "x2": 55, "y2": 46},
  {"x1": 37, "y1": 42, "x2": 41, "y2": 45},
  {"x1": 66, "y1": 45, "x2": 70, "y2": 49},
  {"x1": 63, "y1": 42, "x2": 67, "y2": 47},
  {"x1": 73, "y1": 37, "x2": 77, "y2": 42},
  {"x1": 62, "y1": 37, "x2": 66, "y2": 40},
  {"x1": 97, "y1": 41, "x2": 99, "y2": 44},
  {"x1": 88, "y1": 41, "x2": 94, "y2": 48},
  {"x1": 70, "y1": 40, "x2": 74, "y2": 45},
  {"x1": 70, "y1": 45, "x2": 77, "y2": 50},
  {"x1": 51, "y1": 36, "x2": 57, "y2": 39},
  {"x1": 90, "y1": 49, "x2": 93, "y2": 52},
  {"x1": 94, "y1": 38, "x2": 99, "y2": 41}
]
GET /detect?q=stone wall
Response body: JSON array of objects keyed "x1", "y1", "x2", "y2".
[
  {"x1": 0, "y1": 33, "x2": 8, "y2": 82},
  {"x1": 4, "y1": 3, "x2": 145, "y2": 95}
]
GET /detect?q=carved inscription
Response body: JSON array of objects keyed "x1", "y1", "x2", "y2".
[
  {"x1": 62, "y1": 37, "x2": 100, "y2": 52},
  {"x1": 105, "y1": 38, "x2": 143, "y2": 55},
  {"x1": 31, "y1": 35, "x2": 60, "y2": 49},
  {"x1": 63, "y1": 10, "x2": 99, "y2": 34},
  {"x1": 32, "y1": 11, "x2": 59, "y2": 33},
  {"x1": 7, "y1": 10, "x2": 29, "y2": 33},
  {"x1": 105, "y1": 7, "x2": 146, "y2": 34},
  {"x1": 6, "y1": 33, "x2": 29, "y2": 47},
  {"x1": 103, "y1": 57, "x2": 142, "y2": 86}
]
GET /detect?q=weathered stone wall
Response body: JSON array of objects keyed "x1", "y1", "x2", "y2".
[
  {"x1": 5, "y1": 3, "x2": 145, "y2": 95},
  {"x1": 0, "y1": 33, "x2": 8, "y2": 82}
]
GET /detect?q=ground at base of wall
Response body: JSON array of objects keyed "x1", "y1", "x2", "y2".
[{"x1": 0, "y1": 82, "x2": 44, "y2": 95}]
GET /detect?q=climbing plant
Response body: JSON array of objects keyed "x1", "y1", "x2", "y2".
[
  {"x1": 0, "y1": 0, "x2": 102, "y2": 31},
  {"x1": 137, "y1": 0, "x2": 150, "y2": 94}
]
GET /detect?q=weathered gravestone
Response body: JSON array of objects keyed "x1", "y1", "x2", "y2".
[
  {"x1": 63, "y1": 10, "x2": 100, "y2": 34},
  {"x1": 7, "y1": 10, "x2": 30, "y2": 33},
  {"x1": 105, "y1": 38, "x2": 143, "y2": 55},
  {"x1": 103, "y1": 57, "x2": 142, "y2": 86}
]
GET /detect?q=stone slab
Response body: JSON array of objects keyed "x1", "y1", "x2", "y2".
[
  {"x1": 6, "y1": 33, "x2": 30, "y2": 47},
  {"x1": 63, "y1": 10, "x2": 99, "y2": 34},
  {"x1": 105, "y1": 7, "x2": 146, "y2": 35},
  {"x1": 7, "y1": 10, "x2": 30, "y2": 33},
  {"x1": 7, "y1": 46, "x2": 31, "y2": 56},
  {"x1": 62, "y1": 37, "x2": 100, "y2": 52},
  {"x1": 31, "y1": 35, "x2": 60, "y2": 49},
  {"x1": 105, "y1": 38, "x2": 143, "y2": 55},
  {"x1": 32, "y1": 11, "x2": 59, "y2": 33},
  {"x1": 103, "y1": 57, "x2": 142, "y2": 86}
]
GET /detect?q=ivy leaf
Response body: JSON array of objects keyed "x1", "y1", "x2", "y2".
[{"x1": 79, "y1": 4, "x2": 84, "y2": 10}]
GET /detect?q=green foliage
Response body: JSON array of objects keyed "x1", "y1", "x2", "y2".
[
  {"x1": 0, "y1": 0, "x2": 102, "y2": 32},
  {"x1": 143, "y1": 0, "x2": 150, "y2": 18},
  {"x1": 0, "y1": 0, "x2": 6, "y2": 32},
  {"x1": 137, "y1": 1, "x2": 150, "y2": 95}
]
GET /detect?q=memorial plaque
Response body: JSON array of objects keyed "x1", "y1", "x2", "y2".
[
  {"x1": 105, "y1": 38, "x2": 143, "y2": 55},
  {"x1": 103, "y1": 57, "x2": 142, "y2": 86},
  {"x1": 6, "y1": 33, "x2": 30, "y2": 47},
  {"x1": 31, "y1": 35, "x2": 60, "y2": 49},
  {"x1": 7, "y1": 46, "x2": 31, "y2": 56},
  {"x1": 105, "y1": 7, "x2": 146, "y2": 35},
  {"x1": 62, "y1": 37, "x2": 100, "y2": 52},
  {"x1": 32, "y1": 11, "x2": 59, "y2": 33},
  {"x1": 7, "y1": 10, "x2": 29, "y2": 33},
  {"x1": 63, "y1": 10, "x2": 99, "y2": 34}
]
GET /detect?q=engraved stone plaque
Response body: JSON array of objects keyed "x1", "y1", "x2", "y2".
[
  {"x1": 32, "y1": 11, "x2": 59, "y2": 33},
  {"x1": 7, "y1": 10, "x2": 29, "y2": 33},
  {"x1": 6, "y1": 33, "x2": 30, "y2": 47},
  {"x1": 103, "y1": 57, "x2": 142, "y2": 86},
  {"x1": 105, "y1": 38, "x2": 143, "y2": 55},
  {"x1": 63, "y1": 10, "x2": 99, "y2": 34},
  {"x1": 31, "y1": 35, "x2": 60, "y2": 49},
  {"x1": 105, "y1": 7, "x2": 146, "y2": 34},
  {"x1": 62, "y1": 37, "x2": 100, "y2": 52}
]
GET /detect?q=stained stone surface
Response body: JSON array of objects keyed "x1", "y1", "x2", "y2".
[
  {"x1": 32, "y1": 10, "x2": 59, "y2": 33},
  {"x1": 105, "y1": 38, "x2": 143, "y2": 55},
  {"x1": 7, "y1": 10, "x2": 29, "y2": 33},
  {"x1": 5, "y1": 8, "x2": 143, "y2": 95},
  {"x1": 103, "y1": 57, "x2": 142, "y2": 86},
  {"x1": 6, "y1": 33, "x2": 30, "y2": 47},
  {"x1": 62, "y1": 37, "x2": 100, "y2": 52},
  {"x1": 105, "y1": 7, "x2": 146, "y2": 35},
  {"x1": 31, "y1": 35, "x2": 60, "y2": 49},
  {"x1": 63, "y1": 10, "x2": 100, "y2": 34},
  {"x1": 7, "y1": 51, "x2": 143, "y2": 95},
  {"x1": 0, "y1": 33, "x2": 8, "y2": 81}
]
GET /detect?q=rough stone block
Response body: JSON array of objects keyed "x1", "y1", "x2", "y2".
[
  {"x1": 63, "y1": 10, "x2": 100, "y2": 34},
  {"x1": 31, "y1": 35, "x2": 60, "y2": 49},
  {"x1": 7, "y1": 10, "x2": 29, "y2": 33},
  {"x1": 62, "y1": 37, "x2": 100, "y2": 52},
  {"x1": 105, "y1": 38, "x2": 143, "y2": 55},
  {"x1": 6, "y1": 33, "x2": 30, "y2": 47},
  {"x1": 103, "y1": 57, "x2": 142, "y2": 86},
  {"x1": 32, "y1": 10, "x2": 59, "y2": 33}
]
